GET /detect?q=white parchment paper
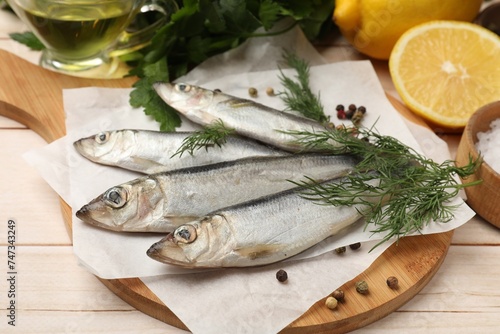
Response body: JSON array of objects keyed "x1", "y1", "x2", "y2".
[{"x1": 23, "y1": 27, "x2": 475, "y2": 334}]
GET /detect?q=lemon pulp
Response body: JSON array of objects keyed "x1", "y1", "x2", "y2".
[{"x1": 389, "y1": 21, "x2": 500, "y2": 129}]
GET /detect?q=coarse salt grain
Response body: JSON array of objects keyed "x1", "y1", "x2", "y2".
[{"x1": 476, "y1": 118, "x2": 500, "y2": 173}]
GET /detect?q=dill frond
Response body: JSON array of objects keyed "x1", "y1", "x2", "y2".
[
  {"x1": 278, "y1": 50, "x2": 329, "y2": 124},
  {"x1": 172, "y1": 119, "x2": 235, "y2": 158},
  {"x1": 286, "y1": 127, "x2": 482, "y2": 249}
]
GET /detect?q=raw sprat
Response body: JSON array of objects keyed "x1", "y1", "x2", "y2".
[
  {"x1": 147, "y1": 176, "x2": 381, "y2": 268},
  {"x1": 76, "y1": 154, "x2": 359, "y2": 232},
  {"x1": 74, "y1": 129, "x2": 287, "y2": 174},
  {"x1": 153, "y1": 82, "x2": 336, "y2": 153}
]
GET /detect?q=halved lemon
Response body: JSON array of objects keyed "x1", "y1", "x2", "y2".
[{"x1": 389, "y1": 21, "x2": 500, "y2": 130}]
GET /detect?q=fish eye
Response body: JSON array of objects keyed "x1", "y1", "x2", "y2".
[
  {"x1": 95, "y1": 132, "x2": 109, "y2": 144},
  {"x1": 175, "y1": 83, "x2": 191, "y2": 93},
  {"x1": 104, "y1": 187, "x2": 127, "y2": 208},
  {"x1": 174, "y1": 225, "x2": 197, "y2": 244}
]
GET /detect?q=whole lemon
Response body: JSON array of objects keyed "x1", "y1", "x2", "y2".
[{"x1": 333, "y1": 0, "x2": 483, "y2": 60}]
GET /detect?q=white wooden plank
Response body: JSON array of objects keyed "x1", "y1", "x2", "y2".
[
  {"x1": 1, "y1": 308, "x2": 499, "y2": 334},
  {"x1": 452, "y1": 217, "x2": 500, "y2": 245},
  {"x1": 356, "y1": 311, "x2": 500, "y2": 334},
  {"x1": 0, "y1": 115, "x2": 26, "y2": 128},
  {"x1": 355, "y1": 245, "x2": 500, "y2": 333},
  {"x1": 0, "y1": 246, "x2": 134, "y2": 311},
  {"x1": 0, "y1": 245, "x2": 185, "y2": 333},
  {"x1": 399, "y1": 246, "x2": 500, "y2": 313},
  {"x1": 0, "y1": 130, "x2": 70, "y2": 245},
  {"x1": 0, "y1": 310, "x2": 184, "y2": 334}
]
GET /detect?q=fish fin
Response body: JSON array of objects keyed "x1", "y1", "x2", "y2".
[
  {"x1": 130, "y1": 156, "x2": 165, "y2": 170},
  {"x1": 234, "y1": 244, "x2": 283, "y2": 260}
]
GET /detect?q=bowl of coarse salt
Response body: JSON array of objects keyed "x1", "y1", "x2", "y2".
[{"x1": 456, "y1": 101, "x2": 500, "y2": 228}]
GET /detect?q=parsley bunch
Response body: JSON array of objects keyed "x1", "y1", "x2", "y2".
[{"x1": 128, "y1": 0, "x2": 334, "y2": 131}]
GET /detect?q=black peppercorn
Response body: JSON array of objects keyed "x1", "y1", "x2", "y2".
[
  {"x1": 346, "y1": 104, "x2": 356, "y2": 119},
  {"x1": 276, "y1": 269, "x2": 288, "y2": 283},
  {"x1": 349, "y1": 242, "x2": 361, "y2": 250}
]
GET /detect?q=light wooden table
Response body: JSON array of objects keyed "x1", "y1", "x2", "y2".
[{"x1": 1, "y1": 4, "x2": 499, "y2": 333}]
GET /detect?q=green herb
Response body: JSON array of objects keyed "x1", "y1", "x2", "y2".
[
  {"x1": 287, "y1": 127, "x2": 482, "y2": 249},
  {"x1": 278, "y1": 50, "x2": 328, "y2": 123},
  {"x1": 9, "y1": 32, "x2": 45, "y2": 51},
  {"x1": 172, "y1": 119, "x2": 235, "y2": 157},
  {"x1": 129, "y1": 61, "x2": 182, "y2": 132},
  {"x1": 128, "y1": 0, "x2": 335, "y2": 131}
]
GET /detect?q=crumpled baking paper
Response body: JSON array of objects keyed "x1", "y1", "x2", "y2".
[{"x1": 23, "y1": 27, "x2": 475, "y2": 334}]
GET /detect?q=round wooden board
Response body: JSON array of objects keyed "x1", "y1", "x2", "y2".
[{"x1": 0, "y1": 50, "x2": 453, "y2": 333}]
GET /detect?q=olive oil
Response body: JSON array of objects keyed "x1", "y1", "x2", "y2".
[{"x1": 16, "y1": 3, "x2": 135, "y2": 60}]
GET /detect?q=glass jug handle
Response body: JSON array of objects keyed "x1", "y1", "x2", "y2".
[{"x1": 109, "y1": 0, "x2": 178, "y2": 57}]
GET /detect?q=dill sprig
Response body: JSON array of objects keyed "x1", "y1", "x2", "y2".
[
  {"x1": 172, "y1": 120, "x2": 235, "y2": 158},
  {"x1": 278, "y1": 51, "x2": 329, "y2": 124},
  {"x1": 287, "y1": 127, "x2": 482, "y2": 249}
]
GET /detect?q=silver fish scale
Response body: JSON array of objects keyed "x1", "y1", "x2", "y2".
[
  {"x1": 152, "y1": 154, "x2": 359, "y2": 222},
  {"x1": 214, "y1": 183, "x2": 366, "y2": 266},
  {"x1": 209, "y1": 98, "x2": 328, "y2": 152},
  {"x1": 153, "y1": 83, "x2": 337, "y2": 153}
]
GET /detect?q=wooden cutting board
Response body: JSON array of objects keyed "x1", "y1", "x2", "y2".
[{"x1": 0, "y1": 49, "x2": 453, "y2": 333}]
